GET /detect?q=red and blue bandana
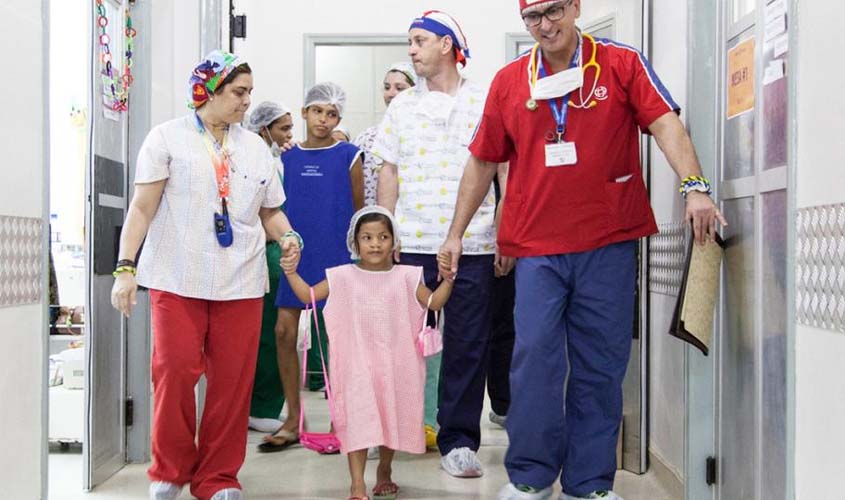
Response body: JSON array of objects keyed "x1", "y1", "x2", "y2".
[{"x1": 409, "y1": 10, "x2": 471, "y2": 67}]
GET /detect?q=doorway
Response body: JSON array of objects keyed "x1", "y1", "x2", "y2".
[{"x1": 47, "y1": 0, "x2": 89, "y2": 496}]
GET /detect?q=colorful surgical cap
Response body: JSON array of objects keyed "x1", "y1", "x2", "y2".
[
  {"x1": 409, "y1": 10, "x2": 471, "y2": 67},
  {"x1": 189, "y1": 50, "x2": 246, "y2": 109}
]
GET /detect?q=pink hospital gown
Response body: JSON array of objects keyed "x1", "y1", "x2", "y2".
[{"x1": 323, "y1": 264, "x2": 427, "y2": 454}]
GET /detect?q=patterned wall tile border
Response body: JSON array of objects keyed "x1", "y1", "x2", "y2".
[
  {"x1": 0, "y1": 215, "x2": 43, "y2": 308},
  {"x1": 649, "y1": 221, "x2": 688, "y2": 296},
  {"x1": 796, "y1": 203, "x2": 845, "y2": 333}
]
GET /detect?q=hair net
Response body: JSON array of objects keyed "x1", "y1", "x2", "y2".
[
  {"x1": 386, "y1": 62, "x2": 418, "y2": 86},
  {"x1": 347, "y1": 206, "x2": 401, "y2": 260},
  {"x1": 332, "y1": 124, "x2": 351, "y2": 141},
  {"x1": 245, "y1": 101, "x2": 291, "y2": 133},
  {"x1": 304, "y1": 82, "x2": 347, "y2": 118}
]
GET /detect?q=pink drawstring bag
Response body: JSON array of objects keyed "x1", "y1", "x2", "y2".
[
  {"x1": 299, "y1": 287, "x2": 341, "y2": 454},
  {"x1": 417, "y1": 295, "x2": 443, "y2": 357}
]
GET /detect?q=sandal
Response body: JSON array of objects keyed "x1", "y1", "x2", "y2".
[
  {"x1": 257, "y1": 428, "x2": 299, "y2": 453},
  {"x1": 373, "y1": 482, "x2": 399, "y2": 500}
]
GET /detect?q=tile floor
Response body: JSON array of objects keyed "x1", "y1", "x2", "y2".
[{"x1": 49, "y1": 392, "x2": 679, "y2": 500}]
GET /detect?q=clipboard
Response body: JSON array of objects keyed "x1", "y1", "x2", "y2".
[{"x1": 669, "y1": 230, "x2": 725, "y2": 355}]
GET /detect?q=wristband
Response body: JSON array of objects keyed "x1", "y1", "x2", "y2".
[
  {"x1": 281, "y1": 230, "x2": 304, "y2": 250},
  {"x1": 112, "y1": 266, "x2": 136, "y2": 277},
  {"x1": 679, "y1": 175, "x2": 712, "y2": 198},
  {"x1": 116, "y1": 259, "x2": 135, "y2": 267}
]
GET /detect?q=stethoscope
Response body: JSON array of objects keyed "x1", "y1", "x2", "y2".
[{"x1": 527, "y1": 32, "x2": 602, "y2": 110}]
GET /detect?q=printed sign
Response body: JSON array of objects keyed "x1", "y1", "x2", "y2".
[{"x1": 727, "y1": 38, "x2": 755, "y2": 119}]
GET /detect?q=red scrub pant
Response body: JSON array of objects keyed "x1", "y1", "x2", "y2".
[{"x1": 147, "y1": 290, "x2": 262, "y2": 500}]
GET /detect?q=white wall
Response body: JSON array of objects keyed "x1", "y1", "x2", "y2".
[
  {"x1": 231, "y1": 0, "x2": 525, "y2": 137},
  {"x1": 0, "y1": 0, "x2": 47, "y2": 498},
  {"x1": 648, "y1": 0, "x2": 689, "y2": 482},
  {"x1": 150, "y1": 1, "x2": 201, "y2": 126},
  {"x1": 794, "y1": 1, "x2": 845, "y2": 496}
]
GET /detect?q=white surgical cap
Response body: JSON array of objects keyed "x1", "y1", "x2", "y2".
[
  {"x1": 386, "y1": 62, "x2": 418, "y2": 86},
  {"x1": 304, "y1": 82, "x2": 347, "y2": 118},
  {"x1": 245, "y1": 101, "x2": 291, "y2": 133},
  {"x1": 332, "y1": 124, "x2": 351, "y2": 141},
  {"x1": 347, "y1": 205, "x2": 401, "y2": 260}
]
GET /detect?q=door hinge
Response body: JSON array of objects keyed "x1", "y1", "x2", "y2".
[
  {"x1": 125, "y1": 397, "x2": 134, "y2": 427},
  {"x1": 706, "y1": 456, "x2": 717, "y2": 486}
]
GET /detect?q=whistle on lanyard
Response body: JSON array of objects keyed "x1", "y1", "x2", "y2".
[{"x1": 214, "y1": 198, "x2": 234, "y2": 247}]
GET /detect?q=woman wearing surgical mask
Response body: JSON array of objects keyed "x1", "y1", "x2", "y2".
[
  {"x1": 247, "y1": 101, "x2": 294, "y2": 159},
  {"x1": 353, "y1": 62, "x2": 417, "y2": 206},
  {"x1": 244, "y1": 101, "x2": 295, "y2": 435}
]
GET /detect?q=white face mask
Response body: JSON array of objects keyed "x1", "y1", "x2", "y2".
[
  {"x1": 265, "y1": 127, "x2": 282, "y2": 156},
  {"x1": 530, "y1": 62, "x2": 583, "y2": 101}
]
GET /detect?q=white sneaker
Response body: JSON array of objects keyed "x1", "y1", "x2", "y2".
[
  {"x1": 440, "y1": 447, "x2": 484, "y2": 478},
  {"x1": 367, "y1": 447, "x2": 380, "y2": 460},
  {"x1": 248, "y1": 416, "x2": 284, "y2": 433},
  {"x1": 211, "y1": 488, "x2": 243, "y2": 500},
  {"x1": 560, "y1": 491, "x2": 623, "y2": 500},
  {"x1": 497, "y1": 482, "x2": 554, "y2": 499},
  {"x1": 149, "y1": 481, "x2": 182, "y2": 500}
]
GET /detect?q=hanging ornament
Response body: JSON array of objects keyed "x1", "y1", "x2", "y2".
[{"x1": 95, "y1": 0, "x2": 136, "y2": 113}]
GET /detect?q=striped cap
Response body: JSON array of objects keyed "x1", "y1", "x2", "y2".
[
  {"x1": 409, "y1": 10, "x2": 471, "y2": 67},
  {"x1": 520, "y1": 0, "x2": 563, "y2": 15}
]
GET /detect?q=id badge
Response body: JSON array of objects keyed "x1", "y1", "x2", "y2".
[{"x1": 545, "y1": 142, "x2": 578, "y2": 167}]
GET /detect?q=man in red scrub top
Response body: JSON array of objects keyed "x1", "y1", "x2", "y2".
[{"x1": 438, "y1": 1, "x2": 726, "y2": 499}]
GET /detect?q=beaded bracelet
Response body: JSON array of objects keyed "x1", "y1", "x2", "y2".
[
  {"x1": 112, "y1": 266, "x2": 137, "y2": 277},
  {"x1": 281, "y1": 230, "x2": 304, "y2": 250},
  {"x1": 679, "y1": 175, "x2": 712, "y2": 198}
]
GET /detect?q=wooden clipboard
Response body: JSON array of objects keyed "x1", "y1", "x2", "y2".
[{"x1": 669, "y1": 231, "x2": 725, "y2": 355}]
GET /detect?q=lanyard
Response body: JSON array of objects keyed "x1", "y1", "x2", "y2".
[
  {"x1": 194, "y1": 113, "x2": 230, "y2": 200},
  {"x1": 535, "y1": 35, "x2": 583, "y2": 142}
]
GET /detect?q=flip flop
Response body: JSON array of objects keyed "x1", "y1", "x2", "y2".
[
  {"x1": 373, "y1": 482, "x2": 399, "y2": 500},
  {"x1": 257, "y1": 428, "x2": 299, "y2": 453}
]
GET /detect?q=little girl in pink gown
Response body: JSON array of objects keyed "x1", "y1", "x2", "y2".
[{"x1": 282, "y1": 206, "x2": 453, "y2": 500}]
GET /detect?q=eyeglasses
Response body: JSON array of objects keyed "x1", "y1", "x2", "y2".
[{"x1": 522, "y1": 1, "x2": 571, "y2": 28}]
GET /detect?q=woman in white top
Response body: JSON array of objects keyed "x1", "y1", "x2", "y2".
[
  {"x1": 353, "y1": 62, "x2": 417, "y2": 206},
  {"x1": 110, "y1": 50, "x2": 301, "y2": 500}
]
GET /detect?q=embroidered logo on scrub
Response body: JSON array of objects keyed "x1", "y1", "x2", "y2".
[{"x1": 595, "y1": 86, "x2": 609, "y2": 101}]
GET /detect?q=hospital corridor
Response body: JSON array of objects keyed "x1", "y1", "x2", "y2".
[{"x1": 1, "y1": 1, "x2": 844, "y2": 500}]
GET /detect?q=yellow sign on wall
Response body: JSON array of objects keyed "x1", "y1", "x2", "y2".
[{"x1": 727, "y1": 37, "x2": 756, "y2": 119}]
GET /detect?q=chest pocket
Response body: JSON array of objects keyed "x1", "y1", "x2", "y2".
[{"x1": 229, "y1": 172, "x2": 266, "y2": 223}]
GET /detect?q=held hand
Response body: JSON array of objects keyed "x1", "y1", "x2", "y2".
[
  {"x1": 280, "y1": 237, "x2": 301, "y2": 275},
  {"x1": 110, "y1": 273, "x2": 137, "y2": 318},
  {"x1": 685, "y1": 191, "x2": 728, "y2": 245},
  {"x1": 438, "y1": 237, "x2": 462, "y2": 282},
  {"x1": 494, "y1": 249, "x2": 515, "y2": 277}
]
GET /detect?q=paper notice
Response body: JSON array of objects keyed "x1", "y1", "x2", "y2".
[
  {"x1": 773, "y1": 34, "x2": 789, "y2": 57},
  {"x1": 727, "y1": 38, "x2": 755, "y2": 119},
  {"x1": 766, "y1": 0, "x2": 787, "y2": 22},
  {"x1": 765, "y1": 14, "x2": 787, "y2": 42},
  {"x1": 763, "y1": 59, "x2": 786, "y2": 85}
]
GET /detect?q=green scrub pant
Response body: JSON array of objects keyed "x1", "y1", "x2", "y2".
[
  {"x1": 425, "y1": 352, "x2": 442, "y2": 428},
  {"x1": 249, "y1": 242, "x2": 285, "y2": 418}
]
